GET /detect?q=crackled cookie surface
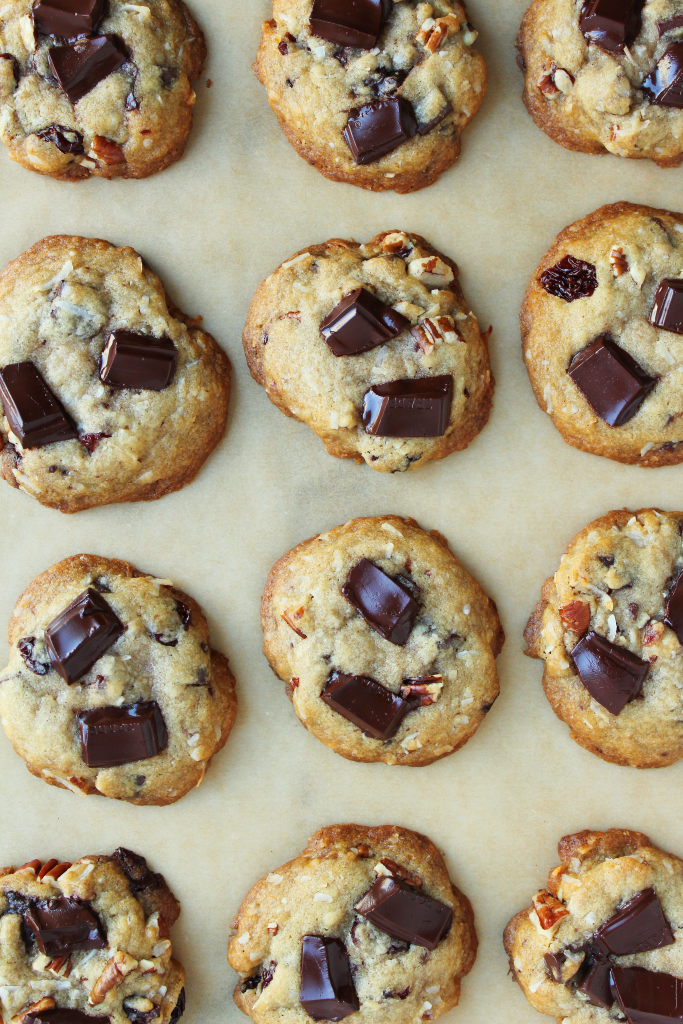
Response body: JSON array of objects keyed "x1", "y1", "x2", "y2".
[
  {"x1": 0, "y1": 553, "x2": 237, "y2": 804},
  {"x1": 228, "y1": 824, "x2": 476, "y2": 1024},
  {"x1": 504, "y1": 829, "x2": 683, "y2": 1024},
  {"x1": 524, "y1": 508, "x2": 683, "y2": 769},
  {"x1": 254, "y1": 0, "x2": 486, "y2": 192},
  {"x1": 0, "y1": 235, "x2": 230, "y2": 512},
  {"x1": 522, "y1": 202, "x2": 683, "y2": 466},
  {"x1": 0, "y1": 849, "x2": 185, "y2": 1023},
  {"x1": 517, "y1": 0, "x2": 683, "y2": 165},
  {"x1": 0, "y1": 0, "x2": 205, "y2": 180},
  {"x1": 244, "y1": 231, "x2": 493, "y2": 473},
  {"x1": 261, "y1": 516, "x2": 503, "y2": 765}
]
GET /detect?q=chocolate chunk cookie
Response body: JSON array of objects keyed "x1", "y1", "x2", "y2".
[
  {"x1": 524, "y1": 508, "x2": 683, "y2": 769},
  {"x1": 517, "y1": 0, "x2": 683, "y2": 165},
  {"x1": 228, "y1": 824, "x2": 476, "y2": 1023},
  {"x1": 0, "y1": 0, "x2": 205, "y2": 179},
  {"x1": 0, "y1": 235, "x2": 230, "y2": 512},
  {"x1": 504, "y1": 829, "x2": 683, "y2": 1024},
  {"x1": 0, "y1": 553, "x2": 237, "y2": 804},
  {"x1": 253, "y1": 0, "x2": 486, "y2": 192},
  {"x1": 0, "y1": 850, "x2": 185, "y2": 1023},
  {"x1": 261, "y1": 515, "x2": 503, "y2": 765},
  {"x1": 522, "y1": 202, "x2": 683, "y2": 466},
  {"x1": 243, "y1": 231, "x2": 494, "y2": 473}
]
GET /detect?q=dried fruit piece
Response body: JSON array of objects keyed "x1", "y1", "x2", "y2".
[{"x1": 540, "y1": 255, "x2": 598, "y2": 302}]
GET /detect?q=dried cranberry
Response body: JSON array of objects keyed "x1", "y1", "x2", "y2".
[
  {"x1": 18, "y1": 637, "x2": 50, "y2": 675},
  {"x1": 261, "y1": 962, "x2": 277, "y2": 988},
  {"x1": 539, "y1": 255, "x2": 598, "y2": 302},
  {"x1": 79, "y1": 432, "x2": 110, "y2": 453}
]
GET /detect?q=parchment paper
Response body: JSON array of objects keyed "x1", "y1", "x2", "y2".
[{"x1": 1, "y1": 1, "x2": 682, "y2": 1020}]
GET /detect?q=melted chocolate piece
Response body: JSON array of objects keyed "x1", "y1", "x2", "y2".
[
  {"x1": 343, "y1": 97, "x2": 417, "y2": 164},
  {"x1": 44, "y1": 588, "x2": 124, "y2": 684},
  {"x1": 650, "y1": 279, "x2": 683, "y2": 334},
  {"x1": 169, "y1": 988, "x2": 185, "y2": 1023},
  {"x1": 0, "y1": 53, "x2": 20, "y2": 80},
  {"x1": 544, "y1": 950, "x2": 566, "y2": 983},
  {"x1": 577, "y1": 951, "x2": 613, "y2": 1009},
  {"x1": 643, "y1": 43, "x2": 683, "y2": 107},
  {"x1": 34, "y1": 124, "x2": 84, "y2": 153},
  {"x1": 99, "y1": 331, "x2": 177, "y2": 390},
  {"x1": 571, "y1": 630, "x2": 649, "y2": 714},
  {"x1": 355, "y1": 877, "x2": 452, "y2": 950},
  {"x1": 567, "y1": 334, "x2": 657, "y2": 426},
  {"x1": 659, "y1": 15, "x2": 683, "y2": 35},
  {"x1": 320, "y1": 288, "x2": 409, "y2": 355},
  {"x1": 594, "y1": 889, "x2": 674, "y2": 957},
  {"x1": 176, "y1": 600, "x2": 192, "y2": 629},
  {"x1": 48, "y1": 35, "x2": 127, "y2": 104},
  {"x1": 666, "y1": 574, "x2": 683, "y2": 643},
  {"x1": 124, "y1": 1005, "x2": 160, "y2": 1024},
  {"x1": 342, "y1": 558, "x2": 418, "y2": 645},
  {"x1": 539, "y1": 255, "x2": 598, "y2": 301},
  {"x1": 299, "y1": 936, "x2": 359, "y2": 1021},
  {"x1": 417, "y1": 101, "x2": 453, "y2": 135},
  {"x1": 309, "y1": 0, "x2": 389, "y2": 48},
  {"x1": 111, "y1": 848, "x2": 160, "y2": 895},
  {"x1": 579, "y1": 0, "x2": 644, "y2": 53},
  {"x1": 26, "y1": 1010, "x2": 110, "y2": 1023},
  {"x1": 24, "y1": 895, "x2": 106, "y2": 956},
  {"x1": 611, "y1": 965, "x2": 683, "y2": 1024},
  {"x1": 362, "y1": 376, "x2": 453, "y2": 437},
  {"x1": 321, "y1": 672, "x2": 413, "y2": 739},
  {"x1": 0, "y1": 361, "x2": 77, "y2": 448},
  {"x1": 18, "y1": 636, "x2": 50, "y2": 675},
  {"x1": 33, "y1": 0, "x2": 105, "y2": 39},
  {"x1": 77, "y1": 701, "x2": 168, "y2": 767}
]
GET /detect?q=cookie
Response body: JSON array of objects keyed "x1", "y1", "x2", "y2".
[
  {"x1": 243, "y1": 231, "x2": 494, "y2": 474},
  {"x1": 504, "y1": 828, "x2": 683, "y2": 1024},
  {"x1": 253, "y1": 0, "x2": 486, "y2": 193},
  {"x1": 524, "y1": 507, "x2": 683, "y2": 769},
  {"x1": 517, "y1": 0, "x2": 683, "y2": 166},
  {"x1": 0, "y1": 553, "x2": 237, "y2": 804},
  {"x1": 261, "y1": 515, "x2": 503, "y2": 766},
  {"x1": 0, "y1": 0, "x2": 205, "y2": 180},
  {"x1": 228, "y1": 823, "x2": 476, "y2": 1023},
  {"x1": 0, "y1": 235, "x2": 230, "y2": 512},
  {"x1": 522, "y1": 201, "x2": 683, "y2": 467},
  {"x1": 0, "y1": 849, "x2": 185, "y2": 1023}
]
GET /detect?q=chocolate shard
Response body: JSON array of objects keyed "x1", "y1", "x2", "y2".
[
  {"x1": 321, "y1": 672, "x2": 413, "y2": 739},
  {"x1": 310, "y1": 0, "x2": 389, "y2": 48},
  {"x1": 593, "y1": 889, "x2": 674, "y2": 957},
  {"x1": 567, "y1": 334, "x2": 657, "y2": 427},
  {"x1": 343, "y1": 97, "x2": 417, "y2": 164},
  {"x1": 666, "y1": 574, "x2": 683, "y2": 643},
  {"x1": 611, "y1": 965, "x2": 683, "y2": 1024},
  {"x1": 0, "y1": 361, "x2": 77, "y2": 448},
  {"x1": 577, "y1": 951, "x2": 613, "y2": 1009},
  {"x1": 26, "y1": 1009, "x2": 110, "y2": 1023},
  {"x1": 342, "y1": 558, "x2": 418, "y2": 646},
  {"x1": 320, "y1": 288, "x2": 410, "y2": 356},
  {"x1": 659, "y1": 15, "x2": 683, "y2": 36},
  {"x1": 362, "y1": 376, "x2": 453, "y2": 437},
  {"x1": 650, "y1": 279, "x2": 683, "y2": 335},
  {"x1": 77, "y1": 701, "x2": 169, "y2": 768},
  {"x1": 539, "y1": 255, "x2": 598, "y2": 301},
  {"x1": 643, "y1": 43, "x2": 683, "y2": 107},
  {"x1": 24, "y1": 895, "x2": 106, "y2": 956},
  {"x1": 579, "y1": 0, "x2": 644, "y2": 53},
  {"x1": 355, "y1": 876, "x2": 452, "y2": 950},
  {"x1": 99, "y1": 331, "x2": 177, "y2": 391},
  {"x1": 33, "y1": 0, "x2": 106, "y2": 39},
  {"x1": 44, "y1": 588, "x2": 124, "y2": 684},
  {"x1": 299, "y1": 936, "x2": 359, "y2": 1021},
  {"x1": 48, "y1": 35, "x2": 127, "y2": 105},
  {"x1": 34, "y1": 124, "x2": 84, "y2": 154},
  {"x1": 417, "y1": 101, "x2": 453, "y2": 135},
  {"x1": 571, "y1": 630, "x2": 649, "y2": 715}
]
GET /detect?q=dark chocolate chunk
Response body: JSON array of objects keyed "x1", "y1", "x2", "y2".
[
  {"x1": 123, "y1": 1001, "x2": 160, "y2": 1024},
  {"x1": 111, "y1": 848, "x2": 159, "y2": 894},
  {"x1": 176, "y1": 600, "x2": 192, "y2": 629},
  {"x1": 310, "y1": 0, "x2": 389, "y2": 48},
  {"x1": 659, "y1": 15, "x2": 683, "y2": 35},
  {"x1": 579, "y1": 0, "x2": 644, "y2": 53},
  {"x1": 643, "y1": 44, "x2": 683, "y2": 107},
  {"x1": 44, "y1": 588, "x2": 124, "y2": 684},
  {"x1": 77, "y1": 701, "x2": 168, "y2": 768},
  {"x1": 24, "y1": 895, "x2": 106, "y2": 956},
  {"x1": 571, "y1": 630, "x2": 649, "y2": 715},
  {"x1": 611, "y1": 965, "x2": 683, "y2": 1024},
  {"x1": 48, "y1": 35, "x2": 127, "y2": 105},
  {"x1": 544, "y1": 950, "x2": 566, "y2": 983},
  {"x1": 362, "y1": 376, "x2": 453, "y2": 437},
  {"x1": 34, "y1": 123, "x2": 84, "y2": 153},
  {"x1": 666, "y1": 574, "x2": 683, "y2": 643},
  {"x1": 567, "y1": 334, "x2": 657, "y2": 426},
  {"x1": 79, "y1": 431, "x2": 110, "y2": 453},
  {"x1": 594, "y1": 889, "x2": 674, "y2": 956},
  {"x1": 417, "y1": 101, "x2": 453, "y2": 135},
  {"x1": 355, "y1": 877, "x2": 452, "y2": 950},
  {"x1": 33, "y1": 0, "x2": 105, "y2": 39},
  {"x1": 169, "y1": 988, "x2": 185, "y2": 1023},
  {"x1": 577, "y1": 951, "x2": 613, "y2": 1009},
  {"x1": 650, "y1": 279, "x2": 683, "y2": 335},
  {"x1": 0, "y1": 53, "x2": 20, "y2": 81},
  {"x1": 99, "y1": 331, "x2": 177, "y2": 391},
  {"x1": 26, "y1": 1010, "x2": 110, "y2": 1023},
  {"x1": 320, "y1": 288, "x2": 409, "y2": 356},
  {"x1": 539, "y1": 255, "x2": 598, "y2": 301},
  {"x1": 343, "y1": 97, "x2": 417, "y2": 164},
  {"x1": 342, "y1": 558, "x2": 418, "y2": 645},
  {"x1": 321, "y1": 672, "x2": 413, "y2": 739},
  {"x1": 18, "y1": 636, "x2": 50, "y2": 675},
  {"x1": 0, "y1": 361, "x2": 77, "y2": 448},
  {"x1": 299, "y1": 935, "x2": 359, "y2": 1021}
]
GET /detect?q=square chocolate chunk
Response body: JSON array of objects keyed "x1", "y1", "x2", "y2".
[
  {"x1": 0, "y1": 361, "x2": 77, "y2": 448},
  {"x1": 643, "y1": 43, "x2": 683, "y2": 106},
  {"x1": 611, "y1": 966, "x2": 683, "y2": 1024},
  {"x1": 342, "y1": 559, "x2": 418, "y2": 646},
  {"x1": 571, "y1": 630, "x2": 649, "y2": 715},
  {"x1": 362, "y1": 376, "x2": 453, "y2": 437},
  {"x1": 33, "y1": 0, "x2": 106, "y2": 39},
  {"x1": 309, "y1": 0, "x2": 388, "y2": 48},
  {"x1": 355, "y1": 876, "x2": 452, "y2": 949},
  {"x1": 44, "y1": 588, "x2": 124, "y2": 684},
  {"x1": 321, "y1": 672, "x2": 412, "y2": 739},
  {"x1": 579, "y1": 0, "x2": 644, "y2": 53},
  {"x1": 299, "y1": 936, "x2": 359, "y2": 1021},
  {"x1": 48, "y1": 35, "x2": 127, "y2": 104},
  {"x1": 567, "y1": 335, "x2": 657, "y2": 426},
  {"x1": 593, "y1": 888, "x2": 674, "y2": 956},
  {"x1": 320, "y1": 288, "x2": 409, "y2": 356},
  {"x1": 99, "y1": 331, "x2": 178, "y2": 390},
  {"x1": 77, "y1": 701, "x2": 169, "y2": 767},
  {"x1": 343, "y1": 97, "x2": 417, "y2": 164},
  {"x1": 24, "y1": 895, "x2": 106, "y2": 956},
  {"x1": 650, "y1": 279, "x2": 683, "y2": 334}
]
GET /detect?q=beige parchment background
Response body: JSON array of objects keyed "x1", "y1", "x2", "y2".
[{"x1": 1, "y1": 0, "x2": 683, "y2": 1021}]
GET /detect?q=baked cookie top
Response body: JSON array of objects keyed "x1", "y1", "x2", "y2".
[
  {"x1": 0, "y1": 553, "x2": 237, "y2": 804},
  {"x1": 517, "y1": 0, "x2": 683, "y2": 165},
  {"x1": 525, "y1": 508, "x2": 683, "y2": 769},
  {"x1": 522, "y1": 202, "x2": 683, "y2": 467},
  {"x1": 254, "y1": 0, "x2": 486, "y2": 192},
  {"x1": 0, "y1": 849, "x2": 185, "y2": 1024},
  {"x1": 0, "y1": 235, "x2": 230, "y2": 512},
  {"x1": 261, "y1": 516, "x2": 503, "y2": 766},
  {"x1": 504, "y1": 829, "x2": 683, "y2": 1024},
  {"x1": 243, "y1": 231, "x2": 493, "y2": 474},
  {"x1": 0, "y1": 0, "x2": 205, "y2": 180},
  {"x1": 228, "y1": 824, "x2": 476, "y2": 1024}
]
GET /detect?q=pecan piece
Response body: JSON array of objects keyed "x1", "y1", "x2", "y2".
[
  {"x1": 91, "y1": 136, "x2": 125, "y2": 165},
  {"x1": 610, "y1": 246, "x2": 629, "y2": 277},
  {"x1": 89, "y1": 951, "x2": 138, "y2": 1005},
  {"x1": 559, "y1": 600, "x2": 590, "y2": 635},
  {"x1": 12, "y1": 999, "x2": 56, "y2": 1023},
  {"x1": 642, "y1": 620, "x2": 665, "y2": 646},
  {"x1": 282, "y1": 608, "x2": 307, "y2": 639},
  {"x1": 416, "y1": 12, "x2": 463, "y2": 51},
  {"x1": 533, "y1": 890, "x2": 569, "y2": 932}
]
